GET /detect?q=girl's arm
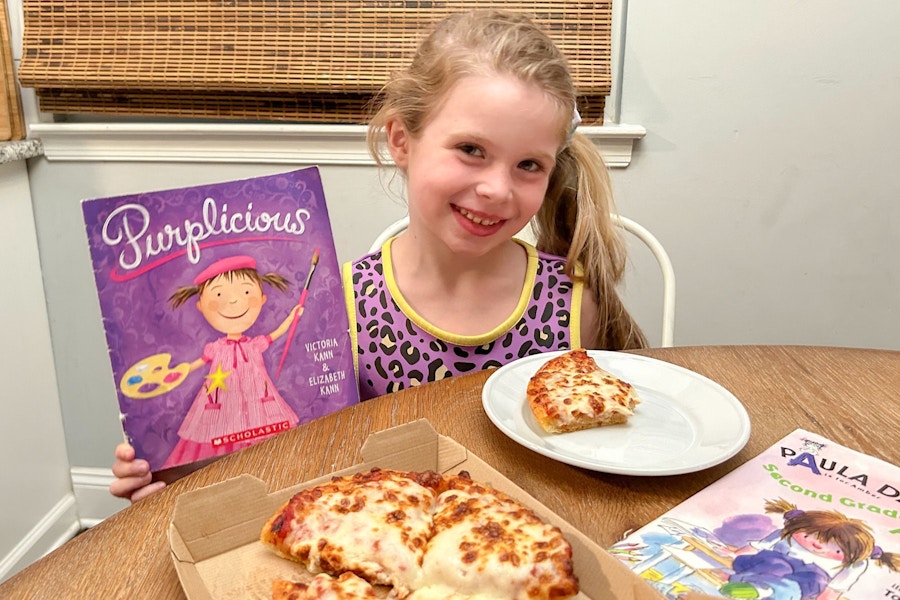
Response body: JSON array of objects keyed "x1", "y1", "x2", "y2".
[
  {"x1": 269, "y1": 305, "x2": 303, "y2": 341},
  {"x1": 187, "y1": 357, "x2": 207, "y2": 373}
]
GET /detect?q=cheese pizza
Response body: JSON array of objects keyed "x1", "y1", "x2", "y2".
[
  {"x1": 261, "y1": 468, "x2": 579, "y2": 600},
  {"x1": 409, "y1": 473, "x2": 578, "y2": 600},
  {"x1": 526, "y1": 349, "x2": 641, "y2": 433},
  {"x1": 272, "y1": 572, "x2": 378, "y2": 600},
  {"x1": 260, "y1": 468, "x2": 443, "y2": 597}
]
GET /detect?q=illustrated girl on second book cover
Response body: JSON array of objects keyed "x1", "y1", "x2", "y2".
[
  {"x1": 720, "y1": 499, "x2": 900, "y2": 600},
  {"x1": 156, "y1": 254, "x2": 302, "y2": 468}
]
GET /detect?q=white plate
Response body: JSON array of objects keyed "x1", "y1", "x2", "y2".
[{"x1": 481, "y1": 350, "x2": 751, "y2": 476}]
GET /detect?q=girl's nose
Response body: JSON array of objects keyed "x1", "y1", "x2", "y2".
[{"x1": 475, "y1": 165, "x2": 514, "y2": 201}]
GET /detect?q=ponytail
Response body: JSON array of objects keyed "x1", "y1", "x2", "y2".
[{"x1": 534, "y1": 133, "x2": 647, "y2": 350}]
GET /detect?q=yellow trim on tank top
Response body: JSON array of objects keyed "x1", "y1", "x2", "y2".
[
  {"x1": 383, "y1": 237, "x2": 539, "y2": 346},
  {"x1": 341, "y1": 260, "x2": 360, "y2": 381},
  {"x1": 570, "y1": 262, "x2": 583, "y2": 349}
]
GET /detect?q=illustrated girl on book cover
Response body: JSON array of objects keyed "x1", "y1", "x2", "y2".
[
  {"x1": 720, "y1": 499, "x2": 900, "y2": 600},
  {"x1": 157, "y1": 255, "x2": 302, "y2": 468}
]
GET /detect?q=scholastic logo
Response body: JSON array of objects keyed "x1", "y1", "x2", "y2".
[{"x1": 211, "y1": 421, "x2": 291, "y2": 446}]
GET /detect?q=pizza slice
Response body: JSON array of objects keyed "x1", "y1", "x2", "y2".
[
  {"x1": 272, "y1": 572, "x2": 379, "y2": 600},
  {"x1": 260, "y1": 468, "x2": 444, "y2": 597},
  {"x1": 409, "y1": 472, "x2": 579, "y2": 600},
  {"x1": 526, "y1": 348, "x2": 641, "y2": 433}
]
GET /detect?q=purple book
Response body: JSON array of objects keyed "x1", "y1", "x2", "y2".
[{"x1": 82, "y1": 167, "x2": 358, "y2": 473}]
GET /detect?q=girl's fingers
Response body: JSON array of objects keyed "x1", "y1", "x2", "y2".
[
  {"x1": 129, "y1": 481, "x2": 166, "y2": 503},
  {"x1": 108, "y1": 473, "x2": 152, "y2": 500},
  {"x1": 113, "y1": 442, "x2": 136, "y2": 462},
  {"x1": 111, "y1": 456, "x2": 150, "y2": 479}
]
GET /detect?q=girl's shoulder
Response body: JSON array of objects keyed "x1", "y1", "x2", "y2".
[
  {"x1": 516, "y1": 239, "x2": 578, "y2": 281},
  {"x1": 514, "y1": 237, "x2": 566, "y2": 263}
]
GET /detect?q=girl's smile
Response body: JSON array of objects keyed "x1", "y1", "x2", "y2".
[{"x1": 218, "y1": 308, "x2": 250, "y2": 320}]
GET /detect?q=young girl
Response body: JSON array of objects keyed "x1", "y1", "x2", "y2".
[
  {"x1": 345, "y1": 9, "x2": 645, "y2": 399},
  {"x1": 721, "y1": 499, "x2": 900, "y2": 600},
  {"x1": 112, "y1": 9, "x2": 646, "y2": 499}
]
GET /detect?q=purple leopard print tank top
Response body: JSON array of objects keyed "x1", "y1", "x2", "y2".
[{"x1": 342, "y1": 239, "x2": 583, "y2": 400}]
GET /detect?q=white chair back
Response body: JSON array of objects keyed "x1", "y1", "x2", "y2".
[{"x1": 368, "y1": 215, "x2": 675, "y2": 347}]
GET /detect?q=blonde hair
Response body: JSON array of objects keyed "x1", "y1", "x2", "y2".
[{"x1": 367, "y1": 9, "x2": 647, "y2": 350}]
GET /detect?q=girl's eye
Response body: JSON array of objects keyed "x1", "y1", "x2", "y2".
[
  {"x1": 519, "y1": 160, "x2": 543, "y2": 173},
  {"x1": 458, "y1": 144, "x2": 483, "y2": 158}
]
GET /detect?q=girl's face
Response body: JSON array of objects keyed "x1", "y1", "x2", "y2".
[
  {"x1": 387, "y1": 74, "x2": 565, "y2": 256},
  {"x1": 792, "y1": 531, "x2": 845, "y2": 561},
  {"x1": 196, "y1": 273, "x2": 266, "y2": 336}
]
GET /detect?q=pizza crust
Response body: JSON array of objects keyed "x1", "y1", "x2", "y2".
[{"x1": 526, "y1": 349, "x2": 641, "y2": 433}]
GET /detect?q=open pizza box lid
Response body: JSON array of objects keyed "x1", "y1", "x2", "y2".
[{"x1": 169, "y1": 419, "x2": 713, "y2": 600}]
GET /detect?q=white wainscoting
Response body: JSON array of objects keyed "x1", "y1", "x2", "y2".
[
  {"x1": 71, "y1": 467, "x2": 130, "y2": 528},
  {"x1": 0, "y1": 494, "x2": 80, "y2": 584},
  {"x1": 0, "y1": 469, "x2": 126, "y2": 584}
]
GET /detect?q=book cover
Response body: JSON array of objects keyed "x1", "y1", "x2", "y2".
[
  {"x1": 609, "y1": 429, "x2": 900, "y2": 600},
  {"x1": 82, "y1": 167, "x2": 359, "y2": 472}
]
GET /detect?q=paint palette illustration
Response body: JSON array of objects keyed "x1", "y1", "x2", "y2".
[{"x1": 120, "y1": 353, "x2": 191, "y2": 399}]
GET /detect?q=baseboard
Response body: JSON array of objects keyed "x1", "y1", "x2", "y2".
[
  {"x1": 70, "y1": 467, "x2": 130, "y2": 527},
  {"x1": 0, "y1": 469, "x2": 130, "y2": 584},
  {"x1": 0, "y1": 494, "x2": 80, "y2": 584}
]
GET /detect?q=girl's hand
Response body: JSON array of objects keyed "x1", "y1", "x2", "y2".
[
  {"x1": 270, "y1": 304, "x2": 305, "y2": 340},
  {"x1": 109, "y1": 443, "x2": 166, "y2": 503}
]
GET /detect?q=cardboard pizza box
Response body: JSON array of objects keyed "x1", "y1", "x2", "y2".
[{"x1": 169, "y1": 419, "x2": 714, "y2": 600}]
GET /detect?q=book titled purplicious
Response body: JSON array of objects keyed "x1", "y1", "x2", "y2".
[
  {"x1": 83, "y1": 167, "x2": 358, "y2": 472},
  {"x1": 610, "y1": 429, "x2": 900, "y2": 600}
]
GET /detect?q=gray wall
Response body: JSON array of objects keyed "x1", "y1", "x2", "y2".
[
  {"x1": 613, "y1": 1, "x2": 900, "y2": 348},
  {"x1": 0, "y1": 160, "x2": 74, "y2": 579},
  {"x1": 19, "y1": 0, "x2": 900, "y2": 476}
]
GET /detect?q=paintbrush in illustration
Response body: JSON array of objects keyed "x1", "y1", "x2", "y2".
[{"x1": 276, "y1": 247, "x2": 319, "y2": 379}]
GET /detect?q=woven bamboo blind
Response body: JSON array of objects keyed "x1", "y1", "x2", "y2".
[
  {"x1": 1, "y1": 0, "x2": 25, "y2": 140},
  {"x1": 18, "y1": 1, "x2": 611, "y2": 125}
]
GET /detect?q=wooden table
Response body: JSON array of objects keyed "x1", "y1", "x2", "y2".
[{"x1": 3, "y1": 345, "x2": 899, "y2": 598}]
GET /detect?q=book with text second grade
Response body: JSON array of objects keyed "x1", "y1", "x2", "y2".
[
  {"x1": 609, "y1": 429, "x2": 900, "y2": 600},
  {"x1": 83, "y1": 167, "x2": 358, "y2": 472}
]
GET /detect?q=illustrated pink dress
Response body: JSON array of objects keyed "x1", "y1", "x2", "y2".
[{"x1": 162, "y1": 334, "x2": 299, "y2": 468}]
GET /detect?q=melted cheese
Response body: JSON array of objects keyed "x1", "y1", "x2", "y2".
[
  {"x1": 410, "y1": 486, "x2": 578, "y2": 600},
  {"x1": 304, "y1": 572, "x2": 378, "y2": 599},
  {"x1": 551, "y1": 369, "x2": 636, "y2": 427},
  {"x1": 273, "y1": 573, "x2": 378, "y2": 600},
  {"x1": 281, "y1": 474, "x2": 436, "y2": 595}
]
